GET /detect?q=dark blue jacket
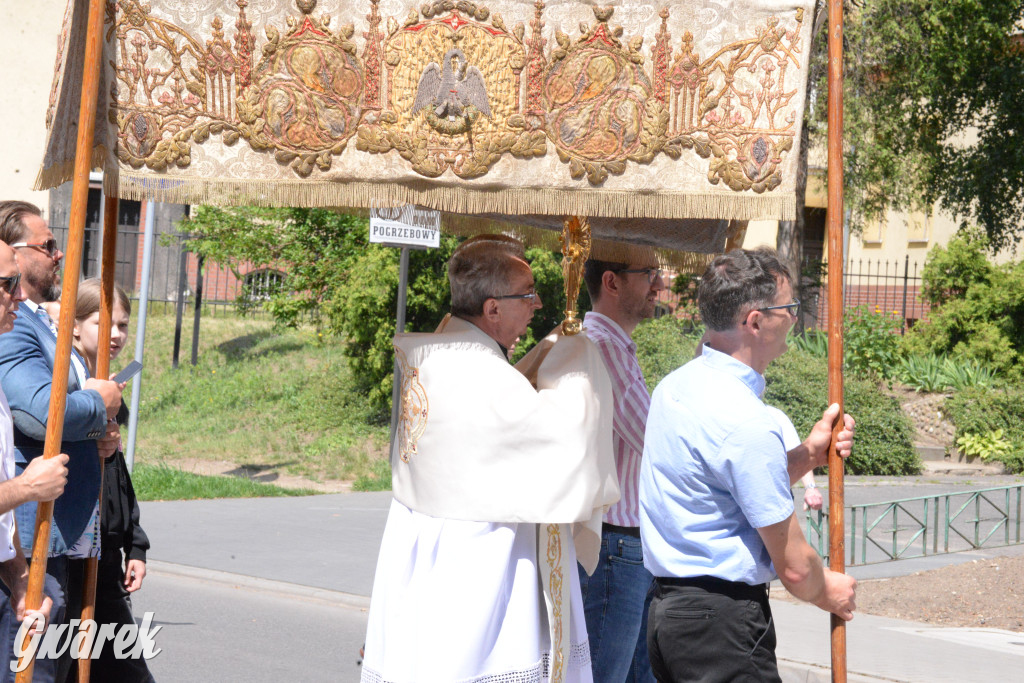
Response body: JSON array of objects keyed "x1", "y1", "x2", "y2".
[{"x1": 0, "y1": 306, "x2": 106, "y2": 554}]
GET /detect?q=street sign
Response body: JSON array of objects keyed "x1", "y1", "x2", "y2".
[{"x1": 370, "y1": 204, "x2": 441, "y2": 249}]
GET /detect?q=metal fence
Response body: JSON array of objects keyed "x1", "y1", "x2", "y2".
[
  {"x1": 805, "y1": 485, "x2": 1024, "y2": 566},
  {"x1": 662, "y1": 256, "x2": 930, "y2": 334},
  {"x1": 50, "y1": 223, "x2": 268, "y2": 317},
  {"x1": 805, "y1": 256, "x2": 930, "y2": 334}
]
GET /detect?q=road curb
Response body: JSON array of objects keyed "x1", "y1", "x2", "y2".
[
  {"x1": 147, "y1": 559, "x2": 372, "y2": 611},
  {"x1": 779, "y1": 659, "x2": 899, "y2": 682}
]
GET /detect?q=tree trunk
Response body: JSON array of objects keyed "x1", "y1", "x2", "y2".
[{"x1": 777, "y1": 120, "x2": 810, "y2": 335}]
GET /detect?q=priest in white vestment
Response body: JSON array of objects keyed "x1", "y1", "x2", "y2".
[{"x1": 361, "y1": 236, "x2": 620, "y2": 683}]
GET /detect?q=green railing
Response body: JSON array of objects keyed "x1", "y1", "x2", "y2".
[{"x1": 805, "y1": 484, "x2": 1024, "y2": 565}]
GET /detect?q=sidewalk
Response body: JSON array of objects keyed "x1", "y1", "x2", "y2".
[{"x1": 140, "y1": 475, "x2": 1024, "y2": 682}]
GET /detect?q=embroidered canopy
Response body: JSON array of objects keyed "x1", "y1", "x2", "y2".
[{"x1": 38, "y1": 0, "x2": 816, "y2": 261}]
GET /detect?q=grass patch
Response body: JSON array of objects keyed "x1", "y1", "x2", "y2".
[
  {"x1": 133, "y1": 464, "x2": 315, "y2": 500},
  {"x1": 126, "y1": 310, "x2": 390, "y2": 487}
]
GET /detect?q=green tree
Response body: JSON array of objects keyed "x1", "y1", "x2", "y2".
[
  {"x1": 181, "y1": 206, "x2": 369, "y2": 328},
  {"x1": 824, "y1": 1, "x2": 1024, "y2": 251}
]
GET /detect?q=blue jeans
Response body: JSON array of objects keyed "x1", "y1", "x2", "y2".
[
  {"x1": 577, "y1": 529, "x2": 656, "y2": 683},
  {"x1": 0, "y1": 556, "x2": 68, "y2": 683}
]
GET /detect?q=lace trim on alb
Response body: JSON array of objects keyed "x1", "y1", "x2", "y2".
[{"x1": 361, "y1": 639, "x2": 592, "y2": 683}]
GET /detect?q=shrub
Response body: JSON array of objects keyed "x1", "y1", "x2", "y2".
[
  {"x1": 896, "y1": 354, "x2": 999, "y2": 393},
  {"x1": 902, "y1": 229, "x2": 1024, "y2": 377},
  {"x1": 669, "y1": 273, "x2": 701, "y2": 323},
  {"x1": 790, "y1": 307, "x2": 903, "y2": 379},
  {"x1": 633, "y1": 316, "x2": 703, "y2": 392},
  {"x1": 945, "y1": 386, "x2": 1024, "y2": 473},
  {"x1": 940, "y1": 356, "x2": 998, "y2": 391},
  {"x1": 632, "y1": 332, "x2": 920, "y2": 475},
  {"x1": 843, "y1": 305, "x2": 903, "y2": 378},
  {"x1": 765, "y1": 349, "x2": 920, "y2": 475},
  {"x1": 918, "y1": 228, "x2": 993, "y2": 307}
]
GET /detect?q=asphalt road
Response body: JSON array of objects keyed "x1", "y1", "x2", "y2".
[{"x1": 131, "y1": 570, "x2": 368, "y2": 682}]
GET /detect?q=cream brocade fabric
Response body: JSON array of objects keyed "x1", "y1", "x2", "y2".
[{"x1": 40, "y1": 0, "x2": 816, "y2": 253}]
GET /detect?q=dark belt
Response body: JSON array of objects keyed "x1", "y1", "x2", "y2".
[
  {"x1": 655, "y1": 575, "x2": 768, "y2": 600},
  {"x1": 603, "y1": 524, "x2": 641, "y2": 538}
]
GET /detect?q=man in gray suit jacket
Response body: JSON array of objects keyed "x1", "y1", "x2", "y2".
[{"x1": 0, "y1": 201, "x2": 122, "y2": 682}]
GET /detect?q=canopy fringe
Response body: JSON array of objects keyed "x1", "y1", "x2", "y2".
[{"x1": 100, "y1": 173, "x2": 794, "y2": 223}]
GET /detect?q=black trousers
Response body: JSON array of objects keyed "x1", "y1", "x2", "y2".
[
  {"x1": 65, "y1": 554, "x2": 154, "y2": 683},
  {"x1": 647, "y1": 576, "x2": 780, "y2": 683}
]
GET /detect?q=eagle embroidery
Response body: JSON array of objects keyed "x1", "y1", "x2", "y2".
[{"x1": 412, "y1": 48, "x2": 491, "y2": 123}]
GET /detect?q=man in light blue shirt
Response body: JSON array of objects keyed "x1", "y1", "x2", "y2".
[{"x1": 639, "y1": 247, "x2": 857, "y2": 682}]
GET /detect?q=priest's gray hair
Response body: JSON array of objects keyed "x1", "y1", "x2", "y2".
[
  {"x1": 448, "y1": 235, "x2": 527, "y2": 318},
  {"x1": 698, "y1": 247, "x2": 791, "y2": 331}
]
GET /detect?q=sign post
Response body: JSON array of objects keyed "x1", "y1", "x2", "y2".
[{"x1": 369, "y1": 205, "x2": 440, "y2": 460}]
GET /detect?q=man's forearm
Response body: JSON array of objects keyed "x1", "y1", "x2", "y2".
[
  {"x1": 0, "y1": 479, "x2": 30, "y2": 516},
  {"x1": 759, "y1": 514, "x2": 827, "y2": 603},
  {"x1": 786, "y1": 444, "x2": 816, "y2": 485}
]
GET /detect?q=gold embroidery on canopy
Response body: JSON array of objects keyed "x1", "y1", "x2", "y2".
[
  {"x1": 543, "y1": 6, "x2": 671, "y2": 185},
  {"x1": 111, "y1": 0, "x2": 364, "y2": 178},
  {"x1": 356, "y1": 0, "x2": 545, "y2": 178},
  {"x1": 662, "y1": 9, "x2": 806, "y2": 193}
]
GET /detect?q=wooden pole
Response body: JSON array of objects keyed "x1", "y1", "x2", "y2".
[
  {"x1": 826, "y1": 1, "x2": 847, "y2": 681},
  {"x1": 15, "y1": 0, "x2": 107, "y2": 679},
  {"x1": 76, "y1": 195, "x2": 119, "y2": 682}
]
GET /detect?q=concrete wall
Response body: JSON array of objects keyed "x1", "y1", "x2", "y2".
[{"x1": 1, "y1": 0, "x2": 66, "y2": 213}]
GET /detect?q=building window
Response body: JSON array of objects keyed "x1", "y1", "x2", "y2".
[
  {"x1": 907, "y1": 211, "x2": 931, "y2": 245},
  {"x1": 861, "y1": 218, "x2": 884, "y2": 246}
]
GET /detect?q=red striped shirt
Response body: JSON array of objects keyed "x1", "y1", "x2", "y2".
[{"x1": 583, "y1": 312, "x2": 650, "y2": 527}]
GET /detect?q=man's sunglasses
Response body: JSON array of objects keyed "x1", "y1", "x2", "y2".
[
  {"x1": 10, "y1": 239, "x2": 59, "y2": 257},
  {"x1": 0, "y1": 273, "x2": 21, "y2": 295}
]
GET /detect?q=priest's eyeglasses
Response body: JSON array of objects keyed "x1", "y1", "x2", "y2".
[
  {"x1": 617, "y1": 267, "x2": 663, "y2": 284},
  {"x1": 0, "y1": 273, "x2": 20, "y2": 295},
  {"x1": 743, "y1": 299, "x2": 801, "y2": 324},
  {"x1": 493, "y1": 292, "x2": 540, "y2": 303},
  {"x1": 10, "y1": 239, "x2": 59, "y2": 258}
]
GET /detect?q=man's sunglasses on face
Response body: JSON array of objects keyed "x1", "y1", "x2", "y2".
[
  {"x1": 0, "y1": 273, "x2": 20, "y2": 295},
  {"x1": 10, "y1": 239, "x2": 59, "y2": 258}
]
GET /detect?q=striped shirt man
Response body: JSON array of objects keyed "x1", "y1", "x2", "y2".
[{"x1": 583, "y1": 311, "x2": 649, "y2": 528}]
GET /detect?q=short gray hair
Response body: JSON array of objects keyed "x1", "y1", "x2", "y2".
[
  {"x1": 697, "y1": 247, "x2": 792, "y2": 331},
  {"x1": 448, "y1": 236, "x2": 526, "y2": 317}
]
